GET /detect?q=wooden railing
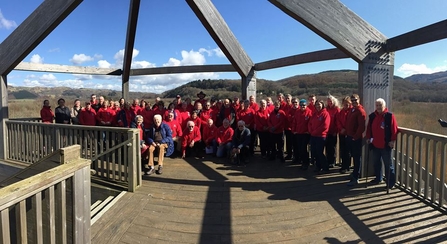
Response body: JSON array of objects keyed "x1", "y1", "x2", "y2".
[
  {"x1": 0, "y1": 145, "x2": 91, "y2": 244},
  {"x1": 4, "y1": 120, "x2": 142, "y2": 192},
  {"x1": 395, "y1": 127, "x2": 447, "y2": 211}
]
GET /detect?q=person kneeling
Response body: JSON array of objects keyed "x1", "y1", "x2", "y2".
[{"x1": 231, "y1": 120, "x2": 251, "y2": 166}]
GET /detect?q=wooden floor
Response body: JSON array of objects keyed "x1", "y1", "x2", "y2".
[{"x1": 91, "y1": 155, "x2": 447, "y2": 244}]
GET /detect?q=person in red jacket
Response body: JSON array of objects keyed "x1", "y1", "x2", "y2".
[
  {"x1": 199, "y1": 102, "x2": 212, "y2": 128},
  {"x1": 186, "y1": 110, "x2": 202, "y2": 131},
  {"x1": 346, "y1": 94, "x2": 367, "y2": 186},
  {"x1": 268, "y1": 101, "x2": 287, "y2": 162},
  {"x1": 79, "y1": 102, "x2": 97, "y2": 126},
  {"x1": 307, "y1": 94, "x2": 317, "y2": 113},
  {"x1": 325, "y1": 94, "x2": 340, "y2": 168},
  {"x1": 202, "y1": 118, "x2": 218, "y2": 154},
  {"x1": 366, "y1": 98, "x2": 398, "y2": 189},
  {"x1": 195, "y1": 91, "x2": 207, "y2": 107},
  {"x1": 232, "y1": 97, "x2": 241, "y2": 112},
  {"x1": 165, "y1": 111, "x2": 182, "y2": 154},
  {"x1": 254, "y1": 99, "x2": 270, "y2": 158},
  {"x1": 40, "y1": 100, "x2": 54, "y2": 123},
  {"x1": 96, "y1": 101, "x2": 114, "y2": 126},
  {"x1": 336, "y1": 96, "x2": 352, "y2": 173},
  {"x1": 215, "y1": 119, "x2": 234, "y2": 158},
  {"x1": 249, "y1": 95, "x2": 260, "y2": 112},
  {"x1": 139, "y1": 103, "x2": 154, "y2": 128},
  {"x1": 283, "y1": 95, "x2": 294, "y2": 160},
  {"x1": 178, "y1": 102, "x2": 191, "y2": 130},
  {"x1": 237, "y1": 100, "x2": 255, "y2": 155},
  {"x1": 181, "y1": 121, "x2": 202, "y2": 159},
  {"x1": 292, "y1": 99, "x2": 313, "y2": 170},
  {"x1": 308, "y1": 100, "x2": 330, "y2": 173}
]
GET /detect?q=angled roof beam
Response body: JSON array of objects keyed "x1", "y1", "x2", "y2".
[
  {"x1": 269, "y1": 0, "x2": 387, "y2": 63},
  {"x1": 15, "y1": 62, "x2": 122, "y2": 76},
  {"x1": 255, "y1": 48, "x2": 349, "y2": 71},
  {"x1": 122, "y1": 0, "x2": 141, "y2": 100},
  {"x1": 130, "y1": 64, "x2": 235, "y2": 76},
  {"x1": 0, "y1": 0, "x2": 83, "y2": 76},
  {"x1": 385, "y1": 19, "x2": 447, "y2": 52},
  {"x1": 186, "y1": 0, "x2": 254, "y2": 77}
]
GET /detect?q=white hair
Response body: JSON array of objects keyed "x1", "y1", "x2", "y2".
[
  {"x1": 153, "y1": 114, "x2": 162, "y2": 121},
  {"x1": 237, "y1": 120, "x2": 245, "y2": 126},
  {"x1": 135, "y1": 115, "x2": 143, "y2": 121},
  {"x1": 375, "y1": 98, "x2": 386, "y2": 108},
  {"x1": 327, "y1": 93, "x2": 340, "y2": 108}
]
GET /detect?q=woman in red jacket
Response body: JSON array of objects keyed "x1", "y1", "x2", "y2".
[
  {"x1": 336, "y1": 96, "x2": 352, "y2": 173},
  {"x1": 254, "y1": 99, "x2": 270, "y2": 158},
  {"x1": 268, "y1": 101, "x2": 287, "y2": 162},
  {"x1": 308, "y1": 100, "x2": 330, "y2": 173},
  {"x1": 325, "y1": 94, "x2": 340, "y2": 168},
  {"x1": 40, "y1": 100, "x2": 54, "y2": 123}
]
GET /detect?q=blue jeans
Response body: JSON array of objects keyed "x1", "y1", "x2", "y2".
[
  {"x1": 310, "y1": 136, "x2": 328, "y2": 171},
  {"x1": 371, "y1": 146, "x2": 396, "y2": 187},
  {"x1": 216, "y1": 142, "x2": 232, "y2": 158},
  {"x1": 347, "y1": 136, "x2": 362, "y2": 180}
]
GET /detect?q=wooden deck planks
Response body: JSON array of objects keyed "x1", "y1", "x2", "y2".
[{"x1": 92, "y1": 155, "x2": 447, "y2": 243}]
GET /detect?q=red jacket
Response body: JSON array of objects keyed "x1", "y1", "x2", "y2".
[
  {"x1": 165, "y1": 119, "x2": 182, "y2": 138},
  {"x1": 96, "y1": 107, "x2": 114, "y2": 126},
  {"x1": 163, "y1": 109, "x2": 180, "y2": 122},
  {"x1": 286, "y1": 107, "x2": 298, "y2": 131},
  {"x1": 139, "y1": 109, "x2": 154, "y2": 127},
  {"x1": 216, "y1": 126, "x2": 234, "y2": 144},
  {"x1": 179, "y1": 110, "x2": 191, "y2": 130},
  {"x1": 345, "y1": 105, "x2": 366, "y2": 140},
  {"x1": 336, "y1": 108, "x2": 350, "y2": 135},
  {"x1": 40, "y1": 106, "x2": 54, "y2": 123},
  {"x1": 249, "y1": 102, "x2": 259, "y2": 112},
  {"x1": 130, "y1": 105, "x2": 142, "y2": 115},
  {"x1": 292, "y1": 107, "x2": 312, "y2": 134},
  {"x1": 237, "y1": 108, "x2": 255, "y2": 129},
  {"x1": 79, "y1": 108, "x2": 97, "y2": 126},
  {"x1": 199, "y1": 109, "x2": 212, "y2": 127},
  {"x1": 268, "y1": 109, "x2": 287, "y2": 134},
  {"x1": 202, "y1": 124, "x2": 217, "y2": 145},
  {"x1": 254, "y1": 108, "x2": 270, "y2": 132},
  {"x1": 308, "y1": 108, "x2": 330, "y2": 137},
  {"x1": 308, "y1": 103, "x2": 316, "y2": 114},
  {"x1": 181, "y1": 126, "x2": 201, "y2": 154},
  {"x1": 110, "y1": 107, "x2": 120, "y2": 126},
  {"x1": 366, "y1": 108, "x2": 398, "y2": 149},
  {"x1": 326, "y1": 106, "x2": 340, "y2": 135}
]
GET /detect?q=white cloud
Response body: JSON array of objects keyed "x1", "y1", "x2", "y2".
[
  {"x1": 198, "y1": 47, "x2": 225, "y2": 58},
  {"x1": 397, "y1": 63, "x2": 447, "y2": 77},
  {"x1": 30, "y1": 54, "x2": 44, "y2": 64},
  {"x1": 70, "y1": 54, "x2": 94, "y2": 65},
  {"x1": 98, "y1": 60, "x2": 111, "y2": 68},
  {"x1": 93, "y1": 54, "x2": 103, "y2": 60},
  {"x1": 48, "y1": 48, "x2": 60, "y2": 53},
  {"x1": 164, "y1": 50, "x2": 206, "y2": 66},
  {"x1": 23, "y1": 73, "x2": 84, "y2": 88},
  {"x1": 0, "y1": 9, "x2": 17, "y2": 29},
  {"x1": 132, "y1": 60, "x2": 155, "y2": 69}
]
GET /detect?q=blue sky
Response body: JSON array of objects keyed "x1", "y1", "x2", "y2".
[{"x1": 1, "y1": 0, "x2": 446, "y2": 93}]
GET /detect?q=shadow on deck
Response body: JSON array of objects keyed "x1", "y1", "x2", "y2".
[{"x1": 91, "y1": 154, "x2": 447, "y2": 243}]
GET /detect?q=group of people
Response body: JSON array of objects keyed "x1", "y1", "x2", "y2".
[{"x1": 40, "y1": 91, "x2": 398, "y2": 189}]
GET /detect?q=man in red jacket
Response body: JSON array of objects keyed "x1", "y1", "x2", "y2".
[
  {"x1": 79, "y1": 102, "x2": 97, "y2": 126},
  {"x1": 268, "y1": 101, "x2": 287, "y2": 162},
  {"x1": 202, "y1": 118, "x2": 218, "y2": 154},
  {"x1": 336, "y1": 96, "x2": 352, "y2": 173},
  {"x1": 346, "y1": 94, "x2": 367, "y2": 186},
  {"x1": 181, "y1": 121, "x2": 202, "y2": 159},
  {"x1": 216, "y1": 119, "x2": 234, "y2": 158},
  {"x1": 366, "y1": 98, "x2": 398, "y2": 189},
  {"x1": 40, "y1": 100, "x2": 54, "y2": 123},
  {"x1": 237, "y1": 100, "x2": 255, "y2": 155},
  {"x1": 291, "y1": 99, "x2": 313, "y2": 169}
]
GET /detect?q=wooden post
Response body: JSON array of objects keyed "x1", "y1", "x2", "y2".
[
  {"x1": 0, "y1": 75, "x2": 8, "y2": 160},
  {"x1": 358, "y1": 42, "x2": 395, "y2": 178},
  {"x1": 72, "y1": 166, "x2": 91, "y2": 244},
  {"x1": 241, "y1": 69, "x2": 256, "y2": 101}
]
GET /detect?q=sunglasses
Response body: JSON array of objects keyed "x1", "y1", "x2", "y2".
[{"x1": 188, "y1": 126, "x2": 194, "y2": 128}]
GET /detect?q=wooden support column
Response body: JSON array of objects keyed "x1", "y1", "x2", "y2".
[
  {"x1": 0, "y1": 75, "x2": 8, "y2": 160},
  {"x1": 241, "y1": 69, "x2": 256, "y2": 101},
  {"x1": 122, "y1": 0, "x2": 141, "y2": 101},
  {"x1": 358, "y1": 43, "x2": 395, "y2": 178}
]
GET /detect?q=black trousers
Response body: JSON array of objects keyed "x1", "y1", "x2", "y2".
[
  {"x1": 325, "y1": 134, "x2": 337, "y2": 165},
  {"x1": 269, "y1": 132, "x2": 284, "y2": 159},
  {"x1": 294, "y1": 133, "x2": 310, "y2": 166},
  {"x1": 257, "y1": 130, "x2": 269, "y2": 156},
  {"x1": 339, "y1": 135, "x2": 351, "y2": 170},
  {"x1": 284, "y1": 129, "x2": 293, "y2": 156}
]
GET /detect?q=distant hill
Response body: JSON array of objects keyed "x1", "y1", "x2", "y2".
[
  {"x1": 8, "y1": 70, "x2": 447, "y2": 103},
  {"x1": 405, "y1": 71, "x2": 447, "y2": 83}
]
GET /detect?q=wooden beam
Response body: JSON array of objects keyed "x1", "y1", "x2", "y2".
[
  {"x1": 0, "y1": 76, "x2": 8, "y2": 160},
  {"x1": 255, "y1": 48, "x2": 349, "y2": 71},
  {"x1": 269, "y1": 0, "x2": 387, "y2": 63},
  {"x1": 0, "y1": 0, "x2": 83, "y2": 75},
  {"x1": 122, "y1": 0, "x2": 141, "y2": 101},
  {"x1": 15, "y1": 62, "x2": 122, "y2": 75},
  {"x1": 186, "y1": 0, "x2": 254, "y2": 77},
  {"x1": 385, "y1": 19, "x2": 447, "y2": 52},
  {"x1": 130, "y1": 64, "x2": 235, "y2": 76}
]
